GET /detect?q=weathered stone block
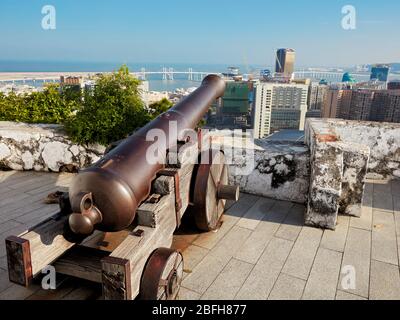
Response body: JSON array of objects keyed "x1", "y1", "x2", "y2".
[
  {"x1": 306, "y1": 118, "x2": 400, "y2": 177},
  {"x1": 337, "y1": 142, "x2": 370, "y2": 217},
  {"x1": 305, "y1": 142, "x2": 343, "y2": 230},
  {"x1": 226, "y1": 137, "x2": 310, "y2": 204}
]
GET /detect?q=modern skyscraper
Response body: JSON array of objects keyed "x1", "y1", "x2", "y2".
[
  {"x1": 275, "y1": 48, "x2": 295, "y2": 77},
  {"x1": 370, "y1": 64, "x2": 390, "y2": 82},
  {"x1": 252, "y1": 82, "x2": 308, "y2": 138}
]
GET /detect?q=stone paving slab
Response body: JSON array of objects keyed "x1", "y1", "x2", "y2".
[
  {"x1": 274, "y1": 203, "x2": 303, "y2": 241},
  {"x1": 235, "y1": 237, "x2": 294, "y2": 300},
  {"x1": 339, "y1": 227, "x2": 371, "y2": 298},
  {"x1": 350, "y1": 182, "x2": 373, "y2": 231},
  {"x1": 336, "y1": 290, "x2": 367, "y2": 300},
  {"x1": 234, "y1": 200, "x2": 290, "y2": 264},
  {"x1": 281, "y1": 227, "x2": 323, "y2": 280},
  {"x1": 372, "y1": 210, "x2": 398, "y2": 266},
  {"x1": 370, "y1": 260, "x2": 400, "y2": 300},
  {"x1": 236, "y1": 197, "x2": 275, "y2": 231},
  {"x1": 201, "y1": 258, "x2": 253, "y2": 300},
  {"x1": 268, "y1": 273, "x2": 306, "y2": 300},
  {"x1": 182, "y1": 226, "x2": 252, "y2": 295},
  {"x1": 302, "y1": 248, "x2": 342, "y2": 300},
  {"x1": 320, "y1": 215, "x2": 349, "y2": 253}
]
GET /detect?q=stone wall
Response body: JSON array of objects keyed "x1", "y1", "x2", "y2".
[
  {"x1": 0, "y1": 121, "x2": 105, "y2": 172},
  {"x1": 0, "y1": 123, "x2": 310, "y2": 205},
  {"x1": 209, "y1": 133, "x2": 310, "y2": 204},
  {"x1": 306, "y1": 118, "x2": 400, "y2": 178}
]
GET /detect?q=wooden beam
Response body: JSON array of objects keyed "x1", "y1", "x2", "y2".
[
  {"x1": 101, "y1": 257, "x2": 131, "y2": 300},
  {"x1": 5, "y1": 236, "x2": 32, "y2": 287},
  {"x1": 54, "y1": 246, "x2": 109, "y2": 284},
  {"x1": 20, "y1": 214, "x2": 77, "y2": 276}
]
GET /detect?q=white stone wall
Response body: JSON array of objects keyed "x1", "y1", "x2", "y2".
[
  {"x1": 306, "y1": 118, "x2": 400, "y2": 178},
  {"x1": 209, "y1": 133, "x2": 310, "y2": 204},
  {"x1": 0, "y1": 122, "x2": 105, "y2": 172}
]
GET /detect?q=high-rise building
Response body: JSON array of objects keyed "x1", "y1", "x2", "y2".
[
  {"x1": 370, "y1": 91, "x2": 400, "y2": 123},
  {"x1": 370, "y1": 64, "x2": 390, "y2": 82},
  {"x1": 321, "y1": 89, "x2": 352, "y2": 119},
  {"x1": 370, "y1": 91, "x2": 392, "y2": 122},
  {"x1": 252, "y1": 82, "x2": 308, "y2": 138},
  {"x1": 206, "y1": 80, "x2": 254, "y2": 130},
  {"x1": 308, "y1": 83, "x2": 328, "y2": 115},
  {"x1": 388, "y1": 80, "x2": 400, "y2": 91},
  {"x1": 349, "y1": 90, "x2": 375, "y2": 120},
  {"x1": 275, "y1": 48, "x2": 295, "y2": 77}
]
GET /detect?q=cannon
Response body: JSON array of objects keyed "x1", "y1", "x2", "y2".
[
  {"x1": 5, "y1": 75, "x2": 240, "y2": 300},
  {"x1": 68, "y1": 74, "x2": 236, "y2": 235}
]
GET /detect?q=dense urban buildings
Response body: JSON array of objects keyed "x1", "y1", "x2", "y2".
[{"x1": 322, "y1": 87, "x2": 400, "y2": 123}]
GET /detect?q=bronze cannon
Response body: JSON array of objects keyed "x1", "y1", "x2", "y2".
[
  {"x1": 68, "y1": 74, "x2": 238, "y2": 235},
  {"x1": 5, "y1": 74, "x2": 240, "y2": 300}
]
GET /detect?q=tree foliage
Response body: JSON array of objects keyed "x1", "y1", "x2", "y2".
[
  {"x1": 64, "y1": 65, "x2": 150, "y2": 145},
  {"x1": 148, "y1": 98, "x2": 173, "y2": 118}
]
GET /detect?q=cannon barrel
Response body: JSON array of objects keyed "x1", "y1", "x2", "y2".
[{"x1": 68, "y1": 75, "x2": 226, "y2": 235}]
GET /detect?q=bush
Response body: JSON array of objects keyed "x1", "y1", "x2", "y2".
[
  {"x1": 0, "y1": 84, "x2": 79, "y2": 124},
  {"x1": 64, "y1": 65, "x2": 151, "y2": 146}
]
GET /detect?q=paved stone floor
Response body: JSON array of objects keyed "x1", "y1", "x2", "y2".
[{"x1": 0, "y1": 171, "x2": 400, "y2": 300}]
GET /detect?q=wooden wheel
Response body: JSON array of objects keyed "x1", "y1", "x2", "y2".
[
  {"x1": 139, "y1": 248, "x2": 184, "y2": 300},
  {"x1": 192, "y1": 150, "x2": 239, "y2": 231}
]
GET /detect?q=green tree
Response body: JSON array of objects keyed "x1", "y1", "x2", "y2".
[
  {"x1": 148, "y1": 98, "x2": 173, "y2": 119},
  {"x1": 65, "y1": 65, "x2": 149, "y2": 145}
]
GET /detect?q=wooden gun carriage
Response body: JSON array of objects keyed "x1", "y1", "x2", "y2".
[{"x1": 5, "y1": 75, "x2": 239, "y2": 300}]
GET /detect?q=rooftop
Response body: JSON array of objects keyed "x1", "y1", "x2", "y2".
[{"x1": 0, "y1": 171, "x2": 399, "y2": 300}]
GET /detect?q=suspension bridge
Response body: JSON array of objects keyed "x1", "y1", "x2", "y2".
[{"x1": 0, "y1": 68, "x2": 393, "y2": 85}]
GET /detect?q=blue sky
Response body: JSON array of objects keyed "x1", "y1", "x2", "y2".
[{"x1": 0, "y1": 0, "x2": 399, "y2": 67}]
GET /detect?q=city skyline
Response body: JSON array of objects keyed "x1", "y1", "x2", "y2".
[{"x1": 0, "y1": 0, "x2": 399, "y2": 67}]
